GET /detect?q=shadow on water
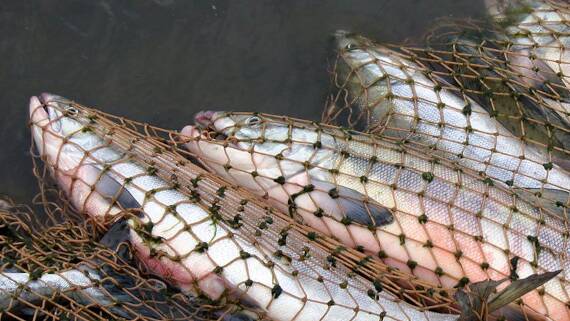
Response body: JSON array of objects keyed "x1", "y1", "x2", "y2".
[{"x1": 0, "y1": 0, "x2": 484, "y2": 203}]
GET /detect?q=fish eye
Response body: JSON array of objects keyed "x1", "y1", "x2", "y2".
[
  {"x1": 65, "y1": 106, "x2": 79, "y2": 116},
  {"x1": 246, "y1": 116, "x2": 261, "y2": 126},
  {"x1": 345, "y1": 43, "x2": 358, "y2": 51}
]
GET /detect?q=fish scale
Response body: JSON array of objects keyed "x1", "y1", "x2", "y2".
[
  {"x1": 184, "y1": 111, "x2": 570, "y2": 320},
  {"x1": 28, "y1": 94, "x2": 466, "y2": 321}
]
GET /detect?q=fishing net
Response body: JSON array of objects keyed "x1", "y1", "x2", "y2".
[
  {"x1": 13, "y1": 86, "x2": 561, "y2": 321},
  {"x1": 183, "y1": 109, "x2": 567, "y2": 320},
  {"x1": 317, "y1": 1, "x2": 570, "y2": 319},
  {"x1": 15, "y1": 3, "x2": 570, "y2": 316},
  {"x1": 323, "y1": 0, "x2": 570, "y2": 168},
  {"x1": 0, "y1": 196, "x2": 247, "y2": 321},
  {"x1": 25, "y1": 95, "x2": 474, "y2": 321},
  {"x1": 8, "y1": 2, "x2": 568, "y2": 320},
  {"x1": 325, "y1": 0, "x2": 570, "y2": 185}
]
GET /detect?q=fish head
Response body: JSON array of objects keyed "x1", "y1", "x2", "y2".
[
  {"x1": 183, "y1": 110, "x2": 341, "y2": 203},
  {"x1": 333, "y1": 30, "x2": 376, "y2": 83},
  {"x1": 29, "y1": 93, "x2": 97, "y2": 172},
  {"x1": 334, "y1": 30, "x2": 373, "y2": 53},
  {"x1": 334, "y1": 30, "x2": 414, "y2": 83},
  {"x1": 194, "y1": 111, "x2": 283, "y2": 150},
  {"x1": 333, "y1": 31, "x2": 414, "y2": 126},
  {"x1": 185, "y1": 111, "x2": 338, "y2": 175},
  {"x1": 184, "y1": 111, "x2": 285, "y2": 174}
]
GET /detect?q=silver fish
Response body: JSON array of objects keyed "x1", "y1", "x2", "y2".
[
  {"x1": 486, "y1": 0, "x2": 570, "y2": 86},
  {"x1": 184, "y1": 111, "x2": 570, "y2": 321},
  {"x1": 0, "y1": 223, "x2": 173, "y2": 319},
  {"x1": 331, "y1": 31, "x2": 570, "y2": 212},
  {"x1": 29, "y1": 93, "x2": 460, "y2": 321},
  {"x1": 0, "y1": 270, "x2": 109, "y2": 312},
  {"x1": 0, "y1": 269, "x2": 254, "y2": 320},
  {"x1": 435, "y1": 0, "x2": 570, "y2": 162}
]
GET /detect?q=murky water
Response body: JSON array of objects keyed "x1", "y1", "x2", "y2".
[{"x1": 0, "y1": 0, "x2": 484, "y2": 203}]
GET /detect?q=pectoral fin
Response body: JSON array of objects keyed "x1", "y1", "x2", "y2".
[
  {"x1": 99, "y1": 219, "x2": 131, "y2": 256},
  {"x1": 508, "y1": 49, "x2": 569, "y2": 96},
  {"x1": 488, "y1": 271, "x2": 561, "y2": 320},
  {"x1": 310, "y1": 179, "x2": 393, "y2": 227},
  {"x1": 94, "y1": 169, "x2": 140, "y2": 210}
]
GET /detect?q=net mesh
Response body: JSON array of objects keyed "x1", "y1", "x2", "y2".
[
  {"x1": 182, "y1": 109, "x2": 568, "y2": 320},
  {"x1": 325, "y1": 0, "x2": 570, "y2": 173}
]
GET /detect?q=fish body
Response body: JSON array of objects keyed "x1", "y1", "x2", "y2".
[
  {"x1": 425, "y1": 1, "x2": 570, "y2": 161},
  {"x1": 493, "y1": 0, "x2": 570, "y2": 147},
  {"x1": 0, "y1": 270, "x2": 109, "y2": 312},
  {"x1": 331, "y1": 31, "x2": 570, "y2": 211},
  {"x1": 432, "y1": 31, "x2": 570, "y2": 154},
  {"x1": 0, "y1": 266, "x2": 187, "y2": 319},
  {"x1": 29, "y1": 93, "x2": 459, "y2": 321},
  {"x1": 184, "y1": 111, "x2": 570, "y2": 321},
  {"x1": 487, "y1": 0, "x2": 570, "y2": 86}
]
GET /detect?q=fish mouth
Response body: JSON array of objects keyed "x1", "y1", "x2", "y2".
[
  {"x1": 38, "y1": 93, "x2": 52, "y2": 112},
  {"x1": 29, "y1": 95, "x2": 48, "y2": 124},
  {"x1": 29, "y1": 94, "x2": 52, "y2": 156},
  {"x1": 193, "y1": 111, "x2": 229, "y2": 141},
  {"x1": 194, "y1": 111, "x2": 216, "y2": 127},
  {"x1": 30, "y1": 93, "x2": 62, "y2": 123}
]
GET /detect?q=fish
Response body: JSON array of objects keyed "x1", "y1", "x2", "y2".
[
  {"x1": 0, "y1": 268, "x2": 255, "y2": 320},
  {"x1": 183, "y1": 111, "x2": 570, "y2": 321},
  {"x1": 29, "y1": 93, "x2": 461, "y2": 321},
  {"x1": 330, "y1": 31, "x2": 570, "y2": 212},
  {"x1": 0, "y1": 220, "x2": 210, "y2": 320},
  {"x1": 486, "y1": 0, "x2": 570, "y2": 87},
  {"x1": 423, "y1": 1, "x2": 570, "y2": 166},
  {"x1": 487, "y1": 0, "x2": 570, "y2": 136},
  {"x1": 0, "y1": 269, "x2": 118, "y2": 312}
]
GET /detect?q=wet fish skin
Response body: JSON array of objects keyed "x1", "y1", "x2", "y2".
[
  {"x1": 487, "y1": 0, "x2": 570, "y2": 82},
  {"x1": 29, "y1": 93, "x2": 459, "y2": 321},
  {"x1": 440, "y1": 0, "x2": 570, "y2": 159},
  {"x1": 0, "y1": 270, "x2": 124, "y2": 313},
  {"x1": 184, "y1": 111, "x2": 570, "y2": 321},
  {"x1": 0, "y1": 264, "x2": 184, "y2": 319},
  {"x1": 430, "y1": 31, "x2": 570, "y2": 154},
  {"x1": 332, "y1": 31, "x2": 570, "y2": 210},
  {"x1": 29, "y1": 94, "x2": 265, "y2": 315},
  {"x1": 496, "y1": 0, "x2": 570, "y2": 139},
  {"x1": 0, "y1": 269, "x2": 259, "y2": 320}
]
